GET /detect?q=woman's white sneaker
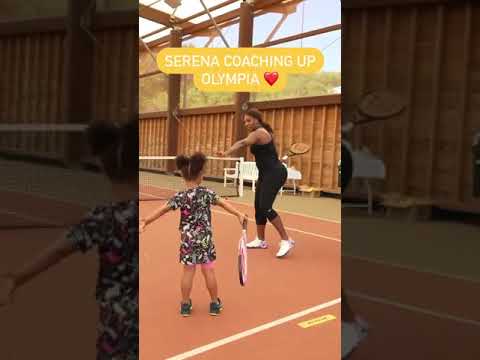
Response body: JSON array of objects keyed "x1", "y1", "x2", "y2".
[
  {"x1": 276, "y1": 239, "x2": 295, "y2": 257},
  {"x1": 246, "y1": 238, "x2": 268, "y2": 249}
]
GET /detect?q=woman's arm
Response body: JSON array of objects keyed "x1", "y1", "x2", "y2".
[
  {"x1": 0, "y1": 233, "x2": 76, "y2": 305},
  {"x1": 223, "y1": 131, "x2": 259, "y2": 157},
  {"x1": 216, "y1": 198, "x2": 247, "y2": 225}
]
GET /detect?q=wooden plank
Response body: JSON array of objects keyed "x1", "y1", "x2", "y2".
[
  {"x1": 94, "y1": 10, "x2": 138, "y2": 30},
  {"x1": 100, "y1": 31, "x2": 110, "y2": 121},
  {"x1": 110, "y1": 30, "x2": 122, "y2": 120},
  {"x1": 0, "y1": 39, "x2": 5, "y2": 124},
  {"x1": 255, "y1": 24, "x2": 341, "y2": 48},
  {"x1": 21, "y1": 37, "x2": 31, "y2": 152},
  {"x1": 0, "y1": 18, "x2": 65, "y2": 36},
  {"x1": 426, "y1": 5, "x2": 444, "y2": 197},
  {"x1": 307, "y1": 107, "x2": 315, "y2": 185},
  {"x1": 213, "y1": 113, "x2": 221, "y2": 175},
  {"x1": 56, "y1": 34, "x2": 66, "y2": 154},
  {"x1": 319, "y1": 106, "x2": 327, "y2": 188},
  {"x1": 354, "y1": 9, "x2": 368, "y2": 150},
  {"x1": 298, "y1": 107, "x2": 305, "y2": 179},
  {"x1": 50, "y1": 34, "x2": 62, "y2": 155},
  {"x1": 179, "y1": 104, "x2": 236, "y2": 116},
  {"x1": 63, "y1": 0, "x2": 95, "y2": 162},
  {"x1": 455, "y1": 3, "x2": 472, "y2": 202},
  {"x1": 167, "y1": 29, "x2": 182, "y2": 165},
  {"x1": 46, "y1": 35, "x2": 56, "y2": 154},
  {"x1": 139, "y1": 5, "x2": 174, "y2": 27},
  {"x1": 123, "y1": 29, "x2": 136, "y2": 122},
  {"x1": 140, "y1": 0, "x2": 238, "y2": 40},
  {"x1": 400, "y1": 8, "x2": 418, "y2": 194},
  {"x1": 254, "y1": 95, "x2": 341, "y2": 110},
  {"x1": 0, "y1": 11, "x2": 137, "y2": 36},
  {"x1": 140, "y1": 111, "x2": 168, "y2": 119},
  {"x1": 234, "y1": 1, "x2": 254, "y2": 159},
  {"x1": 379, "y1": 7, "x2": 392, "y2": 159},
  {"x1": 181, "y1": 0, "x2": 239, "y2": 24},
  {"x1": 37, "y1": 37, "x2": 48, "y2": 153},
  {"x1": 221, "y1": 113, "x2": 227, "y2": 153},
  {"x1": 147, "y1": 0, "x2": 286, "y2": 48},
  {"x1": 11, "y1": 38, "x2": 21, "y2": 149},
  {"x1": 139, "y1": 96, "x2": 340, "y2": 118},
  {"x1": 27, "y1": 36, "x2": 40, "y2": 152}
]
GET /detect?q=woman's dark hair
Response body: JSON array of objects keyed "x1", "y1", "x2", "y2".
[
  {"x1": 87, "y1": 121, "x2": 138, "y2": 183},
  {"x1": 245, "y1": 108, "x2": 273, "y2": 134},
  {"x1": 176, "y1": 152, "x2": 207, "y2": 181}
]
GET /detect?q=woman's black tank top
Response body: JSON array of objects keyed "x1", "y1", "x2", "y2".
[{"x1": 250, "y1": 137, "x2": 282, "y2": 173}]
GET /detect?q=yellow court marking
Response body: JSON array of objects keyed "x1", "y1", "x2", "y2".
[{"x1": 298, "y1": 314, "x2": 336, "y2": 329}]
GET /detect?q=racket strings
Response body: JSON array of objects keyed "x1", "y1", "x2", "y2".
[
  {"x1": 290, "y1": 142, "x2": 311, "y2": 154},
  {"x1": 357, "y1": 91, "x2": 405, "y2": 119}
]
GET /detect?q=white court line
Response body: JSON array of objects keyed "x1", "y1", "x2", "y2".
[
  {"x1": 0, "y1": 187, "x2": 92, "y2": 208},
  {"x1": 344, "y1": 254, "x2": 480, "y2": 285},
  {"x1": 345, "y1": 290, "x2": 480, "y2": 327},
  {"x1": 140, "y1": 187, "x2": 341, "y2": 225},
  {"x1": 212, "y1": 208, "x2": 341, "y2": 243},
  {"x1": 229, "y1": 199, "x2": 341, "y2": 224},
  {"x1": 0, "y1": 208, "x2": 58, "y2": 227},
  {"x1": 140, "y1": 191, "x2": 341, "y2": 243},
  {"x1": 165, "y1": 298, "x2": 341, "y2": 360}
]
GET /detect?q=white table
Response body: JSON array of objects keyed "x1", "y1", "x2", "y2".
[
  {"x1": 281, "y1": 165, "x2": 302, "y2": 195},
  {"x1": 351, "y1": 147, "x2": 386, "y2": 215}
]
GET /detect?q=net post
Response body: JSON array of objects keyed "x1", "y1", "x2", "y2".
[{"x1": 238, "y1": 157, "x2": 244, "y2": 197}]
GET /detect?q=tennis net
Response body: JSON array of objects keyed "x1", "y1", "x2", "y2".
[{"x1": 139, "y1": 156, "x2": 244, "y2": 201}]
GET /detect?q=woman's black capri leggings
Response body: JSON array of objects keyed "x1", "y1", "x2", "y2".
[
  {"x1": 254, "y1": 166, "x2": 287, "y2": 225},
  {"x1": 341, "y1": 142, "x2": 353, "y2": 193}
]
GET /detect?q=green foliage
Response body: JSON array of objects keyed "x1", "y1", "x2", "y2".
[
  {"x1": 251, "y1": 72, "x2": 341, "y2": 102},
  {"x1": 139, "y1": 71, "x2": 341, "y2": 112}
]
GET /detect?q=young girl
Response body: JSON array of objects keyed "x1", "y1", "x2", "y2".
[
  {"x1": 140, "y1": 152, "x2": 246, "y2": 317},
  {"x1": 0, "y1": 122, "x2": 139, "y2": 359}
]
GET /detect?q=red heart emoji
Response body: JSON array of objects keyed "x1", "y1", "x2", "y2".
[{"x1": 264, "y1": 72, "x2": 279, "y2": 86}]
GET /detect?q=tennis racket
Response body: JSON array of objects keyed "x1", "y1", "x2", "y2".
[
  {"x1": 238, "y1": 217, "x2": 248, "y2": 286},
  {"x1": 350, "y1": 90, "x2": 405, "y2": 127},
  {"x1": 281, "y1": 142, "x2": 311, "y2": 161}
]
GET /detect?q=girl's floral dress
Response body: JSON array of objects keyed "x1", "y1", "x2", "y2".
[
  {"x1": 66, "y1": 200, "x2": 138, "y2": 360},
  {"x1": 167, "y1": 186, "x2": 219, "y2": 265}
]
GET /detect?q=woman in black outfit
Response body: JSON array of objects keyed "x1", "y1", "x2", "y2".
[{"x1": 220, "y1": 108, "x2": 294, "y2": 258}]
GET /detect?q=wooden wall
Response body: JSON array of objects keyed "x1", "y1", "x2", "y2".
[
  {"x1": 0, "y1": 32, "x2": 66, "y2": 158},
  {"x1": 140, "y1": 95, "x2": 341, "y2": 193},
  {"x1": 343, "y1": 1, "x2": 480, "y2": 212},
  {"x1": 0, "y1": 11, "x2": 137, "y2": 160}
]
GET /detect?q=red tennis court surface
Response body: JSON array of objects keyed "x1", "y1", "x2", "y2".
[
  {"x1": 140, "y1": 198, "x2": 341, "y2": 360},
  {"x1": 343, "y1": 256, "x2": 480, "y2": 359}
]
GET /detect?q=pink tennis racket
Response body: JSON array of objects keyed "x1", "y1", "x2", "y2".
[{"x1": 238, "y1": 218, "x2": 248, "y2": 286}]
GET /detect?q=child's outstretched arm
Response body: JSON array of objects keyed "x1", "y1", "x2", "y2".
[
  {"x1": 140, "y1": 202, "x2": 171, "y2": 232},
  {"x1": 0, "y1": 233, "x2": 76, "y2": 306},
  {"x1": 216, "y1": 198, "x2": 247, "y2": 225}
]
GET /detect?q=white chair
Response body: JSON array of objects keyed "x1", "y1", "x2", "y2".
[
  {"x1": 224, "y1": 161, "x2": 239, "y2": 187},
  {"x1": 240, "y1": 161, "x2": 259, "y2": 192}
]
